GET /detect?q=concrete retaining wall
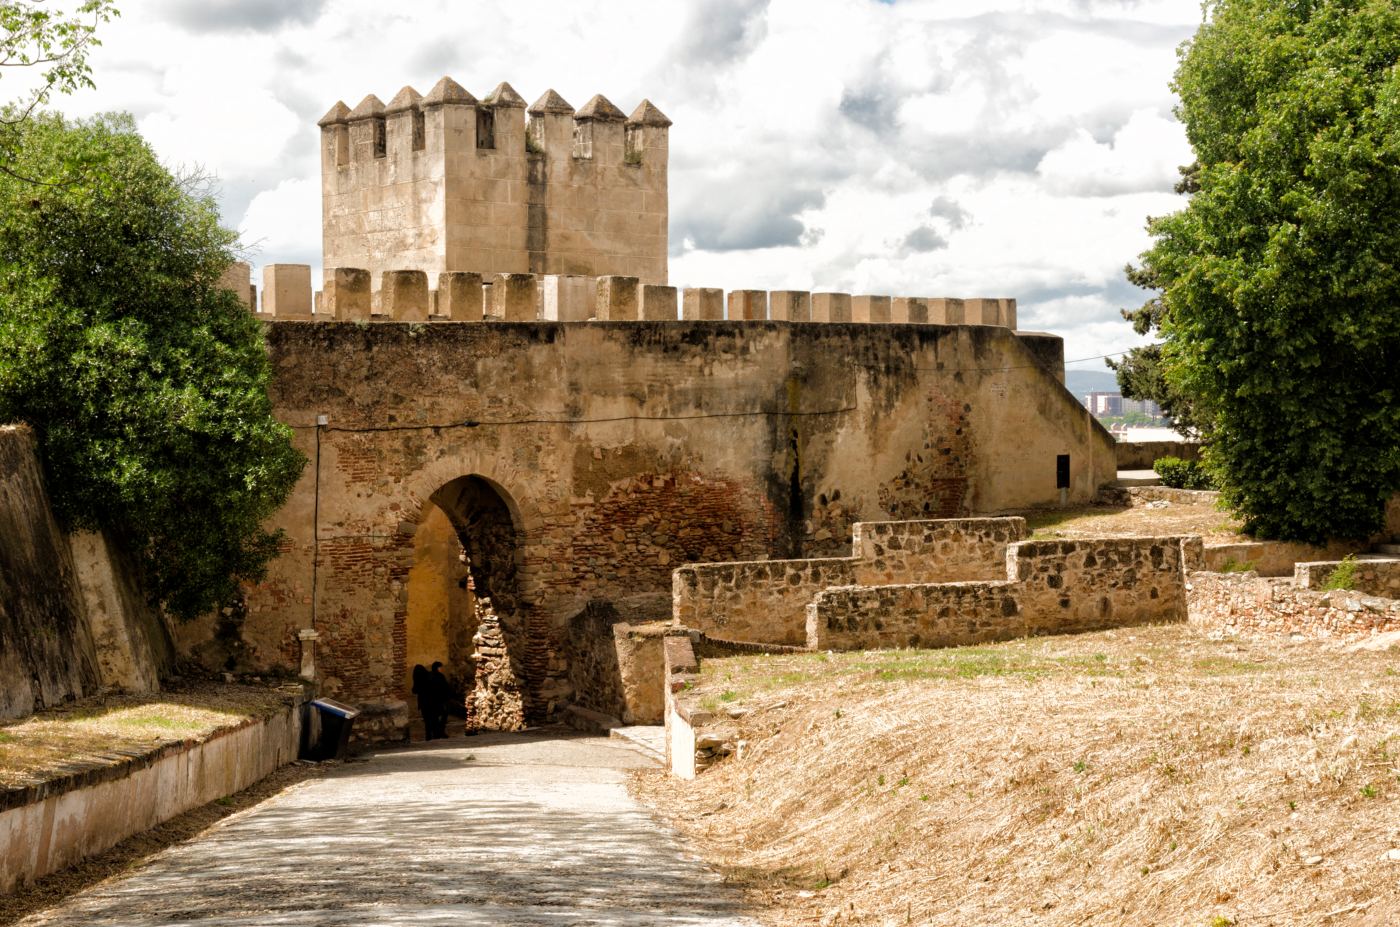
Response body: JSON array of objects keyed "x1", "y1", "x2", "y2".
[{"x1": 0, "y1": 701, "x2": 301, "y2": 892}]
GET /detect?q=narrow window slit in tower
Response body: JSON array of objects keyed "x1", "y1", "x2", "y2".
[
  {"x1": 476, "y1": 109, "x2": 495, "y2": 150},
  {"x1": 412, "y1": 110, "x2": 425, "y2": 151},
  {"x1": 572, "y1": 123, "x2": 592, "y2": 160},
  {"x1": 373, "y1": 118, "x2": 386, "y2": 159}
]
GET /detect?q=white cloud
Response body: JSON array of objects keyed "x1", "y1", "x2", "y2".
[
  {"x1": 239, "y1": 178, "x2": 322, "y2": 285},
  {"x1": 1037, "y1": 109, "x2": 1195, "y2": 196},
  {"x1": 58, "y1": 0, "x2": 1204, "y2": 360}
]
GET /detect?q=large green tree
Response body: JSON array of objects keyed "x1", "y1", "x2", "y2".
[
  {"x1": 0, "y1": 112, "x2": 304, "y2": 619},
  {"x1": 1127, "y1": 0, "x2": 1400, "y2": 542}
]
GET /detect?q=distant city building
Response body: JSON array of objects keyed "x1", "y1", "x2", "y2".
[{"x1": 1081, "y1": 391, "x2": 1163, "y2": 420}]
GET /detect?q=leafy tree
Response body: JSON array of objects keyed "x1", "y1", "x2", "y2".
[
  {"x1": 1127, "y1": 0, "x2": 1400, "y2": 542},
  {"x1": 0, "y1": 112, "x2": 305, "y2": 619},
  {"x1": 1109, "y1": 234, "x2": 1209, "y2": 435},
  {"x1": 1, "y1": 1, "x2": 117, "y2": 175}
]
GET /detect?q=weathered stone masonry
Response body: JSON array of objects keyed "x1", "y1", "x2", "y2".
[{"x1": 220, "y1": 318, "x2": 1115, "y2": 721}]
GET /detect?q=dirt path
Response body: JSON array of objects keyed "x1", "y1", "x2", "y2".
[{"x1": 19, "y1": 727, "x2": 758, "y2": 927}]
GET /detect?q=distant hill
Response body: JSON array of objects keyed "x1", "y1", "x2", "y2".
[{"x1": 1065, "y1": 369, "x2": 1119, "y2": 400}]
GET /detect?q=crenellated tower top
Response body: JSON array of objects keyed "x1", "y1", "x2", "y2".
[{"x1": 319, "y1": 78, "x2": 671, "y2": 287}]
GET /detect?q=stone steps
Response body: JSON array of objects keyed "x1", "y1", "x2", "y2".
[{"x1": 1114, "y1": 469, "x2": 1161, "y2": 487}]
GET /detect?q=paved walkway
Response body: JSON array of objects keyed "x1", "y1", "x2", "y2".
[{"x1": 22, "y1": 728, "x2": 758, "y2": 926}]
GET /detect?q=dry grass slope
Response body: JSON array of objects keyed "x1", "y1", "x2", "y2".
[{"x1": 635, "y1": 626, "x2": 1400, "y2": 926}]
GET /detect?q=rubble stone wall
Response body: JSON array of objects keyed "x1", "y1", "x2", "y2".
[
  {"x1": 673, "y1": 517, "x2": 1026, "y2": 646},
  {"x1": 807, "y1": 536, "x2": 1190, "y2": 650},
  {"x1": 1189, "y1": 571, "x2": 1400, "y2": 640},
  {"x1": 1294, "y1": 559, "x2": 1400, "y2": 598}
]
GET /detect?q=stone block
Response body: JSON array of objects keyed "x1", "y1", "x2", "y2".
[
  {"x1": 1000, "y1": 297, "x2": 1018, "y2": 330},
  {"x1": 769, "y1": 290, "x2": 810, "y2": 322},
  {"x1": 437, "y1": 272, "x2": 484, "y2": 320},
  {"x1": 640, "y1": 284, "x2": 678, "y2": 321},
  {"x1": 891, "y1": 296, "x2": 928, "y2": 324},
  {"x1": 964, "y1": 298, "x2": 1001, "y2": 326},
  {"x1": 727, "y1": 289, "x2": 767, "y2": 321},
  {"x1": 262, "y1": 264, "x2": 312, "y2": 318},
  {"x1": 382, "y1": 270, "x2": 430, "y2": 322},
  {"x1": 492, "y1": 273, "x2": 539, "y2": 321},
  {"x1": 217, "y1": 261, "x2": 253, "y2": 310},
  {"x1": 928, "y1": 298, "x2": 965, "y2": 324},
  {"x1": 811, "y1": 292, "x2": 851, "y2": 323},
  {"x1": 681, "y1": 287, "x2": 724, "y2": 321},
  {"x1": 851, "y1": 295, "x2": 891, "y2": 323},
  {"x1": 542, "y1": 275, "x2": 594, "y2": 321},
  {"x1": 324, "y1": 268, "x2": 371, "y2": 321},
  {"x1": 596, "y1": 275, "x2": 639, "y2": 321}
]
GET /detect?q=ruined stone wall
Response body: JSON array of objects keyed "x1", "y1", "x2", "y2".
[
  {"x1": 1202, "y1": 539, "x2": 1363, "y2": 577},
  {"x1": 226, "y1": 320, "x2": 1116, "y2": 715},
  {"x1": 1113, "y1": 439, "x2": 1201, "y2": 470},
  {"x1": 321, "y1": 80, "x2": 668, "y2": 288},
  {"x1": 0, "y1": 427, "x2": 173, "y2": 718},
  {"x1": 674, "y1": 517, "x2": 1026, "y2": 646},
  {"x1": 1294, "y1": 558, "x2": 1400, "y2": 598},
  {"x1": 807, "y1": 536, "x2": 1190, "y2": 651},
  {"x1": 1189, "y1": 571, "x2": 1400, "y2": 640},
  {"x1": 0, "y1": 425, "x2": 100, "y2": 719},
  {"x1": 853, "y1": 518, "x2": 1026, "y2": 585},
  {"x1": 1010, "y1": 537, "x2": 1189, "y2": 636}
]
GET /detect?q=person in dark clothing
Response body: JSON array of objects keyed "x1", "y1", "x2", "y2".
[
  {"x1": 428, "y1": 661, "x2": 452, "y2": 740},
  {"x1": 411, "y1": 663, "x2": 440, "y2": 741}
]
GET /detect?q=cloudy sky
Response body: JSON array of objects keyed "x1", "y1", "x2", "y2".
[{"x1": 60, "y1": 0, "x2": 1203, "y2": 367}]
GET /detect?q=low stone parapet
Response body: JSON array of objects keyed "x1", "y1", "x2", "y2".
[
  {"x1": 806, "y1": 536, "x2": 1191, "y2": 650},
  {"x1": 1203, "y1": 539, "x2": 1361, "y2": 577},
  {"x1": 671, "y1": 517, "x2": 1027, "y2": 646},
  {"x1": 1295, "y1": 558, "x2": 1400, "y2": 597}
]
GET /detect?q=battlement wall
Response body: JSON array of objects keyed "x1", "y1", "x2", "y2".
[
  {"x1": 319, "y1": 79, "x2": 669, "y2": 288},
  {"x1": 221, "y1": 263, "x2": 1024, "y2": 333}
]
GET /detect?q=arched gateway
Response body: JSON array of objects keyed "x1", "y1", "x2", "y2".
[{"x1": 402, "y1": 475, "x2": 532, "y2": 731}]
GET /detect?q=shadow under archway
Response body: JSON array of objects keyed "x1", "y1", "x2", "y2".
[{"x1": 407, "y1": 475, "x2": 535, "y2": 731}]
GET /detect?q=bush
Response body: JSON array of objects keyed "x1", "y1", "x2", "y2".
[
  {"x1": 1154, "y1": 457, "x2": 1217, "y2": 491},
  {"x1": 1321, "y1": 555, "x2": 1360, "y2": 591}
]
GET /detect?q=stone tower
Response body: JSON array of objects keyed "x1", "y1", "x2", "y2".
[{"x1": 318, "y1": 78, "x2": 671, "y2": 287}]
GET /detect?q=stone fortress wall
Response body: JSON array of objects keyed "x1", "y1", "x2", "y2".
[
  {"x1": 316, "y1": 79, "x2": 669, "y2": 290},
  {"x1": 190, "y1": 319, "x2": 1117, "y2": 723}
]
